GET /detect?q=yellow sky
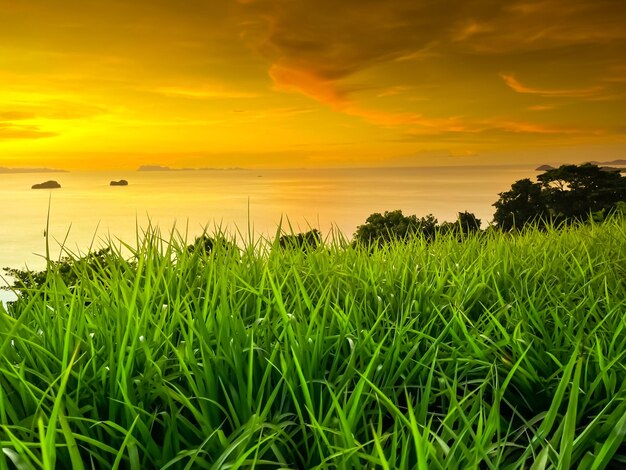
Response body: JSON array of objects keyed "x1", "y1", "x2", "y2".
[{"x1": 1, "y1": 0, "x2": 626, "y2": 170}]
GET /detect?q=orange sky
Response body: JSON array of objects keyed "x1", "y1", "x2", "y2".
[{"x1": 1, "y1": 0, "x2": 626, "y2": 170}]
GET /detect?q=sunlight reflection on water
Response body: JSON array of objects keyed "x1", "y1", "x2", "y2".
[{"x1": 0, "y1": 165, "x2": 535, "y2": 270}]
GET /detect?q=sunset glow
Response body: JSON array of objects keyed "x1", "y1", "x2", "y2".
[{"x1": 1, "y1": 0, "x2": 625, "y2": 169}]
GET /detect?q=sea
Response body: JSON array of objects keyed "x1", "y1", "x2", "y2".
[{"x1": 0, "y1": 165, "x2": 536, "y2": 277}]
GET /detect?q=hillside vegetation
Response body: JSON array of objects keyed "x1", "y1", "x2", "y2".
[{"x1": 1, "y1": 218, "x2": 626, "y2": 469}]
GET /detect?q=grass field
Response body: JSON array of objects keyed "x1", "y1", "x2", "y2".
[{"x1": 1, "y1": 218, "x2": 626, "y2": 469}]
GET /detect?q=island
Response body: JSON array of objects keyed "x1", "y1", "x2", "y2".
[
  {"x1": 587, "y1": 159, "x2": 626, "y2": 166},
  {"x1": 137, "y1": 165, "x2": 246, "y2": 172},
  {"x1": 110, "y1": 179, "x2": 129, "y2": 186},
  {"x1": 537, "y1": 163, "x2": 624, "y2": 173},
  {"x1": 137, "y1": 165, "x2": 172, "y2": 171},
  {"x1": 32, "y1": 180, "x2": 61, "y2": 189},
  {"x1": 1, "y1": 167, "x2": 66, "y2": 174}
]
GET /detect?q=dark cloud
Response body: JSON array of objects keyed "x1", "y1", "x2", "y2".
[
  {"x1": 235, "y1": 0, "x2": 626, "y2": 140},
  {"x1": 240, "y1": 0, "x2": 626, "y2": 80}
]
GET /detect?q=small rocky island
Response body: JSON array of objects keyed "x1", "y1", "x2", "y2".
[
  {"x1": 110, "y1": 179, "x2": 129, "y2": 186},
  {"x1": 32, "y1": 180, "x2": 61, "y2": 189}
]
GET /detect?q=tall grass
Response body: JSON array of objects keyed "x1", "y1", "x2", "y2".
[{"x1": 1, "y1": 218, "x2": 626, "y2": 469}]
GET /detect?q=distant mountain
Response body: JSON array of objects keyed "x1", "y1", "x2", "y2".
[
  {"x1": 587, "y1": 159, "x2": 626, "y2": 166},
  {"x1": 0, "y1": 167, "x2": 67, "y2": 174},
  {"x1": 137, "y1": 165, "x2": 246, "y2": 172},
  {"x1": 537, "y1": 161, "x2": 626, "y2": 172},
  {"x1": 137, "y1": 165, "x2": 172, "y2": 171}
]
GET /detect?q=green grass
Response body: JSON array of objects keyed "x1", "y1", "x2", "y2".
[{"x1": 1, "y1": 218, "x2": 626, "y2": 469}]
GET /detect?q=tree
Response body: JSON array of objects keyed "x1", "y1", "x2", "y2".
[
  {"x1": 187, "y1": 235, "x2": 240, "y2": 258},
  {"x1": 537, "y1": 164, "x2": 626, "y2": 222},
  {"x1": 493, "y1": 179, "x2": 547, "y2": 231},
  {"x1": 492, "y1": 164, "x2": 626, "y2": 230},
  {"x1": 3, "y1": 248, "x2": 114, "y2": 301},
  {"x1": 457, "y1": 211, "x2": 482, "y2": 234},
  {"x1": 279, "y1": 229, "x2": 321, "y2": 251},
  {"x1": 439, "y1": 212, "x2": 482, "y2": 238},
  {"x1": 353, "y1": 210, "x2": 437, "y2": 246}
]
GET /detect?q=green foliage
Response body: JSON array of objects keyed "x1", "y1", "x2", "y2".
[
  {"x1": 1, "y1": 218, "x2": 626, "y2": 468},
  {"x1": 3, "y1": 248, "x2": 114, "y2": 300},
  {"x1": 538, "y1": 163, "x2": 626, "y2": 222},
  {"x1": 355, "y1": 210, "x2": 481, "y2": 246},
  {"x1": 492, "y1": 178, "x2": 547, "y2": 231},
  {"x1": 186, "y1": 234, "x2": 240, "y2": 258},
  {"x1": 439, "y1": 211, "x2": 482, "y2": 237},
  {"x1": 493, "y1": 164, "x2": 626, "y2": 230},
  {"x1": 354, "y1": 210, "x2": 438, "y2": 246},
  {"x1": 278, "y1": 229, "x2": 321, "y2": 251},
  {"x1": 456, "y1": 210, "x2": 482, "y2": 233}
]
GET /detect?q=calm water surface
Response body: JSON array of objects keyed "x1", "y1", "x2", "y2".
[{"x1": 1, "y1": 166, "x2": 536, "y2": 271}]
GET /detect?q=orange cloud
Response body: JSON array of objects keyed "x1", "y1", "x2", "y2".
[
  {"x1": 500, "y1": 74, "x2": 603, "y2": 98},
  {"x1": 152, "y1": 85, "x2": 260, "y2": 100},
  {"x1": 269, "y1": 64, "x2": 473, "y2": 134},
  {"x1": 0, "y1": 122, "x2": 58, "y2": 140},
  {"x1": 268, "y1": 63, "x2": 614, "y2": 140},
  {"x1": 527, "y1": 104, "x2": 556, "y2": 111},
  {"x1": 492, "y1": 120, "x2": 603, "y2": 135},
  {"x1": 269, "y1": 65, "x2": 348, "y2": 107}
]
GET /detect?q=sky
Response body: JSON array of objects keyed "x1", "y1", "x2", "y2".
[{"x1": 1, "y1": 0, "x2": 626, "y2": 170}]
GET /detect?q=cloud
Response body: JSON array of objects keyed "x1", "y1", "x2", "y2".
[
  {"x1": 0, "y1": 101, "x2": 108, "y2": 141},
  {"x1": 268, "y1": 64, "x2": 476, "y2": 134},
  {"x1": 267, "y1": 61, "x2": 614, "y2": 140},
  {"x1": 1, "y1": 97, "x2": 109, "y2": 121},
  {"x1": 491, "y1": 120, "x2": 595, "y2": 135},
  {"x1": 239, "y1": 0, "x2": 455, "y2": 82},
  {"x1": 448, "y1": 149, "x2": 480, "y2": 158},
  {"x1": 240, "y1": 0, "x2": 626, "y2": 79},
  {"x1": 376, "y1": 86, "x2": 413, "y2": 98},
  {"x1": 152, "y1": 85, "x2": 260, "y2": 100},
  {"x1": 0, "y1": 122, "x2": 58, "y2": 140},
  {"x1": 527, "y1": 104, "x2": 556, "y2": 111},
  {"x1": 455, "y1": 0, "x2": 626, "y2": 53},
  {"x1": 237, "y1": 0, "x2": 625, "y2": 142},
  {"x1": 500, "y1": 74, "x2": 603, "y2": 98},
  {"x1": 269, "y1": 65, "x2": 349, "y2": 107},
  {"x1": 0, "y1": 111, "x2": 37, "y2": 120}
]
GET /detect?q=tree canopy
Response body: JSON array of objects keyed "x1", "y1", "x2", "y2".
[
  {"x1": 279, "y1": 229, "x2": 321, "y2": 251},
  {"x1": 353, "y1": 210, "x2": 438, "y2": 246},
  {"x1": 493, "y1": 164, "x2": 626, "y2": 231}
]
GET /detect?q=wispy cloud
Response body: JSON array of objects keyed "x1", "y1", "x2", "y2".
[
  {"x1": 152, "y1": 85, "x2": 260, "y2": 100},
  {"x1": 0, "y1": 122, "x2": 58, "y2": 140},
  {"x1": 268, "y1": 64, "x2": 473, "y2": 134},
  {"x1": 489, "y1": 119, "x2": 604, "y2": 135},
  {"x1": 527, "y1": 104, "x2": 557, "y2": 111},
  {"x1": 269, "y1": 66, "x2": 347, "y2": 106},
  {"x1": 0, "y1": 100, "x2": 108, "y2": 140},
  {"x1": 500, "y1": 74, "x2": 603, "y2": 98},
  {"x1": 376, "y1": 86, "x2": 413, "y2": 98}
]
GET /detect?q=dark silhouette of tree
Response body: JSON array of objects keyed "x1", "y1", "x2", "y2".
[
  {"x1": 279, "y1": 229, "x2": 321, "y2": 251},
  {"x1": 457, "y1": 211, "x2": 482, "y2": 234},
  {"x1": 537, "y1": 164, "x2": 626, "y2": 222},
  {"x1": 493, "y1": 179, "x2": 548, "y2": 231},
  {"x1": 439, "y1": 212, "x2": 482, "y2": 238},
  {"x1": 493, "y1": 164, "x2": 626, "y2": 230},
  {"x1": 187, "y1": 235, "x2": 239, "y2": 257},
  {"x1": 354, "y1": 210, "x2": 437, "y2": 246}
]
